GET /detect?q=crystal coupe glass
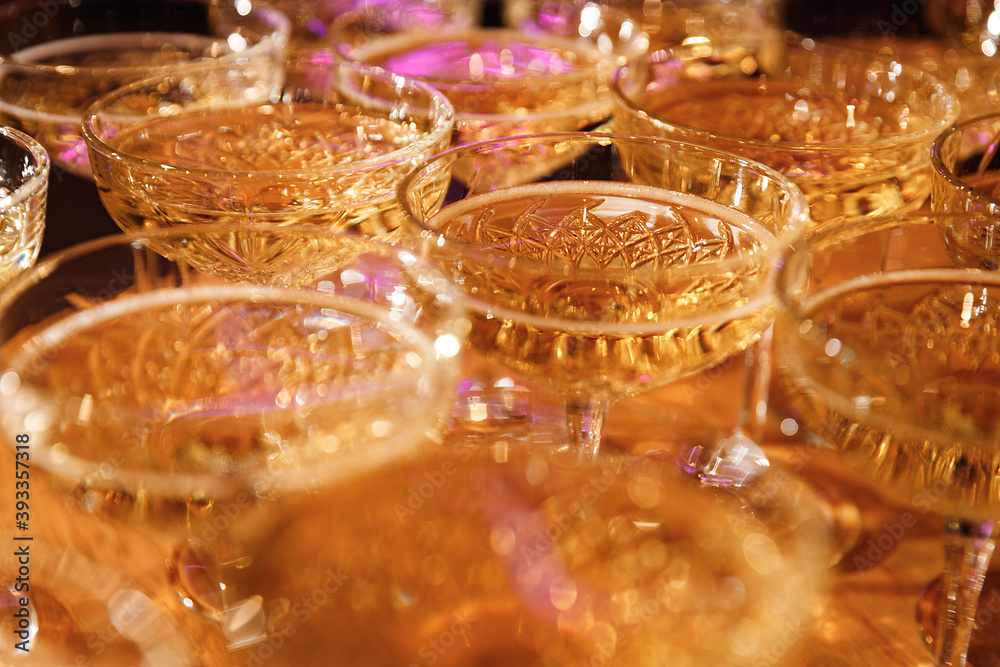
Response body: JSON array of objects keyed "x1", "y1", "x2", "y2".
[
  {"x1": 402, "y1": 132, "x2": 807, "y2": 460},
  {"x1": 83, "y1": 52, "x2": 455, "y2": 246},
  {"x1": 331, "y1": 13, "x2": 643, "y2": 145},
  {"x1": 775, "y1": 212, "x2": 1000, "y2": 666},
  {"x1": 0, "y1": 126, "x2": 47, "y2": 289},
  {"x1": 612, "y1": 33, "x2": 959, "y2": 229},
  {"x1": 930, "y1": 112, "x2": 1000, "y2": 269},
  {"x1": 0, "y1": 0, "x2": 291, "y2": 179}
]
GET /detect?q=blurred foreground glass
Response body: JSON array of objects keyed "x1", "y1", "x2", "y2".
[
  {"x1": 332, "y1": 14, "x2": 642, "y2": 145},
  {"x1": 504, "y1": 0, "x2": 785, "y2": 50},
  {"x1": 611, "y1": 34, "x2": 959, "y2": 228},
  {"x1": 83, "y1": 53, "x2": 454, "y2": 247},
  {"x1": 0, "y1": 0, "x2": 291, "y2": 179},
  {"x1": 219, "y1": 437, "x2": 831, "y2": 666},
  {"x1": 0, "y1": 126, "x2": 47, "y2": 289},
  {"x1": 402, "y1": 132, "x2": 807, "y2": 460},
  {"x1": 271, "y1": 0, "x2": 482, "y2": 50},
  {"x1": 0, "y1": 224, "x2": 466, "y2": 650},
  {"x1": 930, "y1": 112, "x2": 1000, "y2": 269},
  {"x1": 774, "y1": 213, "x2": 1000, "y2": 667},
  {"x1": 0, "y1": 536, "x2": 228, "y2": 665}
]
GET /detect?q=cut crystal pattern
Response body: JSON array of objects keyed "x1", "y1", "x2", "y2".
[{"x1": 466, "y1": 197, "x2": 735, "y2": 269}]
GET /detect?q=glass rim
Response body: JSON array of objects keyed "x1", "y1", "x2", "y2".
[
  {"x1": 80, "y1": 54, "x2": 456, "y2": 181},
  {"x1": 774, "y1": 211, "x2": 999, "y2": 317},
  {"x1": 610, "y1": 38, "x2": 961, "y2": 154},
  {"x1": 0, "y1": 222, "x2": 463, "y2": 490},
  {"x1": 930, "y1": 111, "x2": 1000, "y2": 210},
  {"x1": 331, "y1": 25, "x2": 616, "y2": 125},
  {"x1": 401, "y1": 131, "x2": 810, "y2": 332},
  {"x1": 1, "y1": 285, "x2": 450, "y2": 495}
]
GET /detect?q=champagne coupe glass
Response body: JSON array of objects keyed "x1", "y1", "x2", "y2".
[
  {"x1": 774, "y1": 211, "x2": 1000, "y2": 667},
  {"x1": 330, "y1": 16, "x2": 643, "y2": 145},
  {"x1": 82, "y1": 51, "x2": 454, "y2": 247},
  {"x1": 0, "y1": 126, "x2": 47, "y2": 289},
  {"x1": 930, "y1": 112, "x2": 1000, "y2": 268},
  {"x1": 334, "y1": 14, "x2": 648, "y2": 433},
  {"x1": 214, "y1": 435, "x2": 831, "y2": 666},
  {"x1": 928, "y1": 112, "x2": 1000, "y2": 661},
  {"x1": 0, "y1": 223, "x2": 467, "y2": 652},
  {"x1": 270, "y1": 0, "x2": 483, "y2": 50},
  {"x1": 0, "y1": 0, "x2": 291, "y2": 179},
  {"x1": 611, "y1": 32, "x2": 960, "y2": 229},
  {"x1": 817, "y1": 0, "x2": 1000, "y2": 121},
  {"x1": 402, "y1": 132, "x2": 808, "y2": 462},
  {"x1": 0, "y1": 0, "x2": 292, "y2": 255},
  {"x1": 503, "y1": 0, "x2": 785, "y2": 51}
]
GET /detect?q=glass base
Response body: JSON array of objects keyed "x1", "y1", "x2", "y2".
[
  {"x1": 3, "y1": 551, "x2": 224, "y2": 665},
  {"x1": 918, "y1": 570, "x2": 1000, "y2": 666},
  {"x1": 760, "y1": 440, "x2": 864, "y2": 568},
  {"x1": 677, "y1": 427, "x2": 771, "y2": 488}
]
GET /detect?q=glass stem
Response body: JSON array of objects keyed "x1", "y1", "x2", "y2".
[
  {"x1": 691, "y1": 328, "x2": 773, "y2": 487},
  {"x1": 565, "y1": 396, "x2": 610, "y2": 460},
  {"x1": 737, "y1": 325, "x2": 772, "y2": 442},
  {"x1": 936, "y1": 516, "x2": 996, "y2": 666}
]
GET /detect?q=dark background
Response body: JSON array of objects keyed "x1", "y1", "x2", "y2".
[{"x1": 18, "y1": 0, "x2": 945, "y2": 258}]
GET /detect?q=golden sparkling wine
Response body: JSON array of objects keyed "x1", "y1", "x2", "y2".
[
  {"x1": 0, "y1": 286, "x2": 441, "y2": 530},
  {"x1": 95, "y1": 104, "x2": 433, "y2": 237},
  {"x1": 428, "y1": 182, "x2": 774, "y2": 397},
  {"x1": 783, "y1": 273, "x2": 1000, "y2": 522},
  {"x1": 353, "y1": 31, "x2": 611, "y2": 143},
  {"x1": 220, "y1": 442, "x2": 829, "y2": 666},
  {"x1": 643, "y1": 79, "x2": 934, "y2": 221},
  {"x1": 0, "y1": 34, "x2": 223, "y2": 177},
  {"x1": 956, "y1": 171, "x2": 1000, "y2": 202}
]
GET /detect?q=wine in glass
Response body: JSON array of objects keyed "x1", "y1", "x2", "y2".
[
  {"x1": 0, "y1": 223, "x2": 467, "y2": 653},
  {"x1": 815, "y1": 0, "x2": 1000, "y2": 122},
  {"x1": 402, "y1": 132, "x2": 808, "y2": 462},
  {"x1": 0, "y1": 0, "x2": 290, "y2": 180},
  {"x1": 775, "y1": 212, "x2": 1000, "y2": 667}
]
